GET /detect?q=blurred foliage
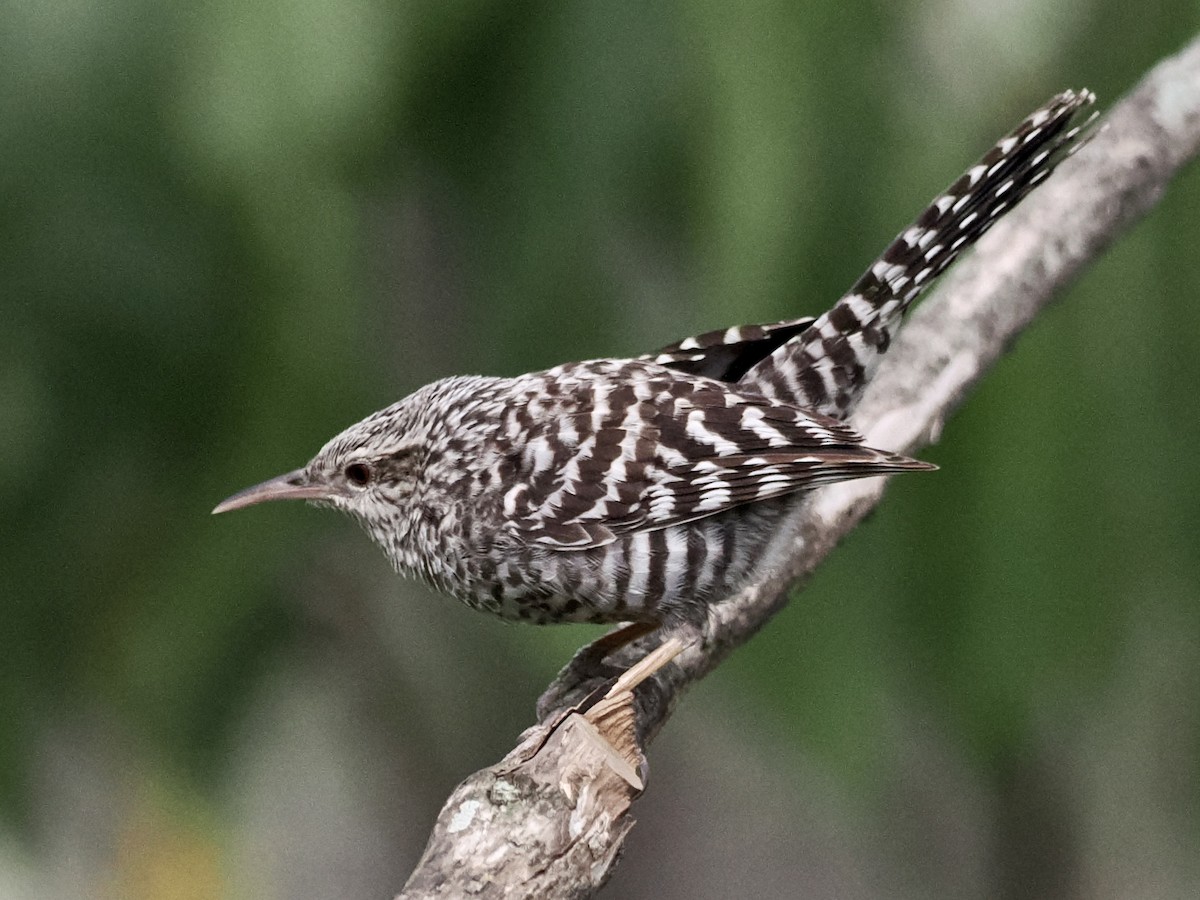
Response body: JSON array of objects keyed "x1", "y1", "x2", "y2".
[{"x1": 2, "y1": 0, "x2": 1199, "y2": 894}]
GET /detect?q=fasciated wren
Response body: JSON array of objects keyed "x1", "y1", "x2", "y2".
[{"x1": 215, "y1": 91, "x2": 1095, "y2": 628}]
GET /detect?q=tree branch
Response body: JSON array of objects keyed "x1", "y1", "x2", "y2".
[{"x1": 396, "y1": 36, "x2": 1200, "y2": 900}]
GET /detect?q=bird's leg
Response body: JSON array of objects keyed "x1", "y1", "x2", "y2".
[{"x1": 536, "y1": 620, "x2": 660, "y2": 722}]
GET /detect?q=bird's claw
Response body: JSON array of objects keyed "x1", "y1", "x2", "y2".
[{"x1": 536, "y1": 621, "x2": 659, "y2": 721}]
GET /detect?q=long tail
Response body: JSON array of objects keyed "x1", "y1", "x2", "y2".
[{"x1": 747, "y1": 89, "x2": 1096, "y2": 417}]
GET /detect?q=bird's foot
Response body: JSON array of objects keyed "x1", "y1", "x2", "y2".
[{"x1": 536, "y1": 621, "x2": 659, "y2": 722}]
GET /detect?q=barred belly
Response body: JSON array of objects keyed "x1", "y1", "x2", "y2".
[{"x1": 477, "y1": 500, "x2": 792, "y2": 626}]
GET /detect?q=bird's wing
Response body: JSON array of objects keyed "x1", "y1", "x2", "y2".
[
  {"x1": 639, "y1": 317, "x2": 816, "y2": 382},
  {"x1": 506, "y1": 363, "x2": 932, "y2": 550}
]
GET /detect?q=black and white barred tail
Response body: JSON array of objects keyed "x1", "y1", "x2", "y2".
[{"x1": 649, "y1": 90, "x2": 1096, "y2": 418}]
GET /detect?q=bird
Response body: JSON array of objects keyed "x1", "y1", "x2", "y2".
[{"x1": 215, "y1": 90, "x2": 1095, "y2": 632}]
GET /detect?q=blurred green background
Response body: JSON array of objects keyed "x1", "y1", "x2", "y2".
[{"x1": 3, "y1": 2, "x2": 1199, "y2": 898}]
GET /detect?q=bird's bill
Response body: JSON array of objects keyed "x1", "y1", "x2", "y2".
[{"x1": 212, "y1": 469, "x2": 329, "y2": 514}]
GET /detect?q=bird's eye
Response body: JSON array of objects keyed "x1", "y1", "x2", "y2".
[{"x1": 344, "y1": 462, "x2": 373, "y2": 488}]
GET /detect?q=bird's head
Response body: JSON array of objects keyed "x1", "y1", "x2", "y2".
[{"x1": 212, "y1": 401, "x2": 424, "y2": 530}]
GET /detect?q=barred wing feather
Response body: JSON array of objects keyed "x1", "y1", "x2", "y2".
[{"x1": 506, "y1": 365, "x2": 932, "y2": 550}]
